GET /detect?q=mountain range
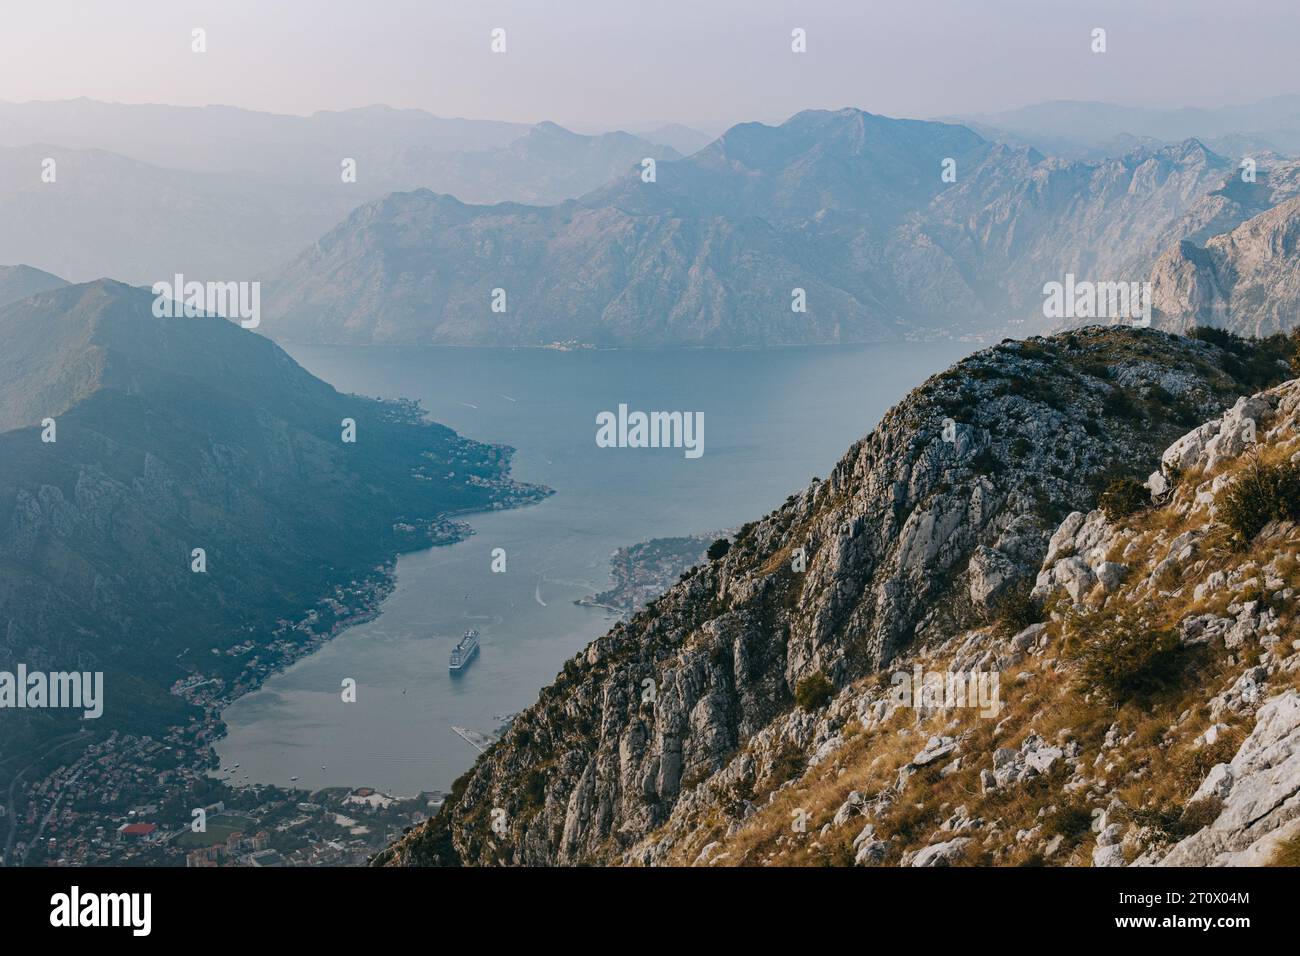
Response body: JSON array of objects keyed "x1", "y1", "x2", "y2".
[
  {"x1": 1149, "y1": 166, "x2": 1300, "y2": 338},
  {"x1": 0, "y1": 144, "x2": 357, "y2": 284},
  {"x1": 948, "y1": 96, "x2": 1300, "y2": 159},
  {"x1": 5, "y1": 92, "x2": 1300, "y2": 870},
  {"x1": 260, "y1": 109, "x2": 1237, "y2": 347},
  {"x1": 10, "y1": 99, "x2": 1300, "y2": 348},
  {"x1": 0, "y1": 100, "x2": 681, "y2": 283}
]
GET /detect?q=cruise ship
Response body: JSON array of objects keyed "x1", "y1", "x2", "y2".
[{"x1": 449, "y1": 628, "x2": 480, "y2": 672}]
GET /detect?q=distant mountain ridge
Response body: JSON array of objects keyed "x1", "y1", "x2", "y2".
[
  {"x1": 261, "y1": 109, "x2": 1234, "y2": 347},
  {"x1": 0, "y1": 100, "x2": 679, "y2": 282},
  {"x1": 948, "y1": 96, "x2": 1300, "y2": 158},
  {"x1": 0, "y1": 99, "x2": 532, "y2": 177},
  {"x1": 0, "y1": 144, "x2": 358, "y2": 283},
  {"x1": 362, "y1": 120, "x2": 679, "y2": 205},
  {"x1": 1143, "y1": 158, "x2": 1300, "y2": 266},
  {"x1": 0, "y1": 99, "x2": 699, "y2": 175},
  {"x1": 0, "y1": 263, "x2": 66, "y2": 309}
]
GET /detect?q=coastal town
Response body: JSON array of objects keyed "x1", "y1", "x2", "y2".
[
  {"x1": 7, "y1": 525, "x2": 704, "y2": 867},
  {"x1": 3, "y1": 565, "x2": 441, "y2": 867}
]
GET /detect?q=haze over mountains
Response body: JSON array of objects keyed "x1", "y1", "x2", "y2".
[
  {"x1": 7, "y1": 97, "x2": 1300, "y2": 346},
  {"x1": 0, "y1": 99, "x2": 684, "y2": 283},
  {"x1": 4, "y1": 76, "x2": 1300, "y2": 872},
  {"x1": 948, "y1": 95, "x2": 1300, "y2": 160},
  {"x1": 260, "y1": 109, "x2": 1239, "y2": 347},
  {"x1": 0, "y1": 143, "x2": 356, "y2": 284}
]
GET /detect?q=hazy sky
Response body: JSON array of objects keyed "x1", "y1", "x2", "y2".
[{"x1": 2, "y1": 0, "x2": 1297, "y2": 130}]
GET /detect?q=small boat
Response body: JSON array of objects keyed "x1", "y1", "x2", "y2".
[{"x1": 449, "y1": 629, "x2": 480, "y2": 672}]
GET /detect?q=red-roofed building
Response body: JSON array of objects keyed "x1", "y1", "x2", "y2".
[{"x1": 117, "y1": 822, "x2": 158, "y2": 842}]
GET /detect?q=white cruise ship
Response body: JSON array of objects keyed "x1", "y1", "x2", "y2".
[{"x1": 449, "y1": 628, "x2": 480, "y2": 672}]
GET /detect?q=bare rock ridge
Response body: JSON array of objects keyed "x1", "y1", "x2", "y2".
[{"x1": 375, "y1": 326, "x2": 1298, "y2": 866}]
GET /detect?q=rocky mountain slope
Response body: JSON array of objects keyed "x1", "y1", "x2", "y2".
[
  {"x1": 629, "y1": 374, "x2": 1300, "y2": 868},
  {"x1": 0, "y1": 280, "x2": 546, "y2": 766},
  {"x1": 1145, "y1": 158, "x2": 1300, "y2": 266},
  {"x1": 1151, "y1": 193, "x2": 1300, "y2": 337},
  {"x1": 376, "y1": 326, "x2": 1299, "y2": 865},
  {"x1": 262, "y1": 110, "x2": 1231, "y2": 348}
]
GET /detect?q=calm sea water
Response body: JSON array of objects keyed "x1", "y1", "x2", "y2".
[{"x1": 213, "y1": 343, "x2": 971, "y2": 796}]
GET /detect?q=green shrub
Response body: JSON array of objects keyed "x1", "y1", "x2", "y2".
[
  {"x1": 970, "y1": 447, "x2": 1003, "y2": 475},
  {"x1": 1098, "y1": 476, "x2": 1149, "y2": 521},
  {"x1": 706, "y1": 537, "x2": 732, "y2": 560},
  {"x1": 1217, "y1": 459, "x2": 1300, "y2": 542},
  {"x1": 1189, "y1": 326, "x2": 1245, "y2": 352},
  {"x1": 1102, "y1": 388, "x2": 1138, "y2": 418},
  {"x1": 1042, "y1": 803, "x2": 1093, "y2": 843},
  {"x1": 794, "y1": 671, "x2": 835, "y2": 711},
  {"x1": 521, "y1": 767, "x2": 548, "y2": 807},
  {"x1": 1130, "y1": 796, "x2": 1221, "y2": 841},
  {"x1": 1193, "y1": 326, "x2": 1300, "y2": 390},
  {"x1": 1178, "y1": 796, "x2": 1222, "y2": 836},
  {"x1": 1071, "y1": 605, "x2": 1181, "y2": 704},
  {"x1": 992, "y1": 584, "x2": 1041, "y2": 637}
]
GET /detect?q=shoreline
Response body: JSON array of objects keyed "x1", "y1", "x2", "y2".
[{"x1": 11, "y1": 475, "x2": 554, "y2": 865}]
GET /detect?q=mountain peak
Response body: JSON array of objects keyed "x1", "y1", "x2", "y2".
[{"x1": 0, "y1": 263, "x2": 68, "y2": 310}]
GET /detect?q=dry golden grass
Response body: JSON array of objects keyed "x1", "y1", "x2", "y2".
[
  {"x1": 650, "y1": 405, "x2": 1300, "y2": 868},
  {"x1": 1269, "y1": 833, "x2": 1300, "y2": 866}
]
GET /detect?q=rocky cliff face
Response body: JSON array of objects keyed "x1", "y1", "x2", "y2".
[
  {"x1": 1150, "y1": 195, "x2": 1300, "y2": 337},
  {"x1": 376, "y1": 326, "x2": 1298, "y2": 866},
  {"x1": 264, "y1": 111, "x2": 1231, "y2": 348},
  {"x1": 1144, "y1": 158, "x2": 1300, "y2": 267}
]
